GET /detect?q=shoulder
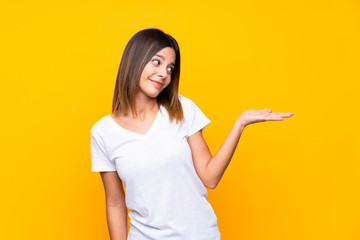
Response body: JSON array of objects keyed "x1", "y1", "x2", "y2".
[
  {"x1": 177, "y1": 94, "x2": 208, "y2": 121},
  {"x1": 178, "y1": 94, "x2": 196, "y2": 109},
  {"x1": 178, "y1": 94, "x2": 206, "y2": 113},
  {"x1": 90, "y1": 115, "x2": 111, "y2": 137}
]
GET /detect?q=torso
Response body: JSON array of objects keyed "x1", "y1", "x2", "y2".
[
  {"x1": 91, "y1": 95, "x2": 220, "y2": 239},
  {"x1": 110, "y1": 106, "x2": 160, "y2": 135}
]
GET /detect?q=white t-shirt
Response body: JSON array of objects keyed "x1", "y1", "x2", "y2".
[{"x1": 90, "y1": 95, "x2": 221, "y2": 240}]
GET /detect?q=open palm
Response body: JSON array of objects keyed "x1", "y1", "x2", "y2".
[{"x1": 238, "y1": 109, "x2": 294, "y2": 127}]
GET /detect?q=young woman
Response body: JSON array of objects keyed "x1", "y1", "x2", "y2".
[{"x1": 90, "y1": 28, "x2": 294, "y2": 240}]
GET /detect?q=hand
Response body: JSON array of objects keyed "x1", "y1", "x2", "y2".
[{"x1": 238, "y1": 109, "x2": 294, "y2": 127}]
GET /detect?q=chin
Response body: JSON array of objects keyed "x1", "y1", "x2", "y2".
[
  {"x1": 146, "y1": 90, "x2": 163, "y2": 99},
  {"x1": 139, "y1": 84, "x2": 167, "y2": 99}
]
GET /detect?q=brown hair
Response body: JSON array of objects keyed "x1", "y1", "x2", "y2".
[{"x1": 112, "y1": 28, "x2": 184, "y2": 123}]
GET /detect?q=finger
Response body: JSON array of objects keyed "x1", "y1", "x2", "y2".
[
  {"x1": 264, "y1": 117, "x2": 284, "y2": 121},
  {"x1": 266, "y1": 114, "x2": 294, "y2": 120},
  {"x1": 270, "y1": 112, "x2": 293, "y2": 117},
  {"x1": 281, "y1": 112, "x2": 294, "y2": 117},
  {"x1": 260, "y1": 109, "x2": 272, "y2": 112},
  {"x1": 272, "y1": 112, "x2": 293, "y2": 115}
]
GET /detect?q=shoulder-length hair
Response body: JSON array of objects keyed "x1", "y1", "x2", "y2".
[{"x1": 112, "y1": 28, "x2": 184, "y2": 123}]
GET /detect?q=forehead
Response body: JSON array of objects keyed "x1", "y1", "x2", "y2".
[{"x1": 154, "y1": 47, "x2": 176, "y2": 62}]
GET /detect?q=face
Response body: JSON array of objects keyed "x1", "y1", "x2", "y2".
[{"x1": 138, "y1": 47, "x2": 176, "y2": 99}]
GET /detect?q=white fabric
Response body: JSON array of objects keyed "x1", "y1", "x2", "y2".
[{"x1": 90, "y1": 95, "x2": 221, "y2": 240}]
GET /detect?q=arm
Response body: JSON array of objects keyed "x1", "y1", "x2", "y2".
[
  {"x1": 187, "y1": 109, "x2": 294, "y2": 189},
  {"x1": 100, "y1": 171, "x2": 128, "y2": 240}
]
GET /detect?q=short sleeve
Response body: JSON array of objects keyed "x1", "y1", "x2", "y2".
[
  {"x1": 182, "y1": 96, "x2": 211, "y2": 137},
  {"x1": 90, "y1": 131, "x2": 116, "y2": 172}
]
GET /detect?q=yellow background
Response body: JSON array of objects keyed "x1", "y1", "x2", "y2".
[{"x1": 1, "y1": 0, "x2": 359, "y2": 239}]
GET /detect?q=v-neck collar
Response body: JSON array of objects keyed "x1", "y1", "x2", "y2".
[{"x1": 107, "y1": 105, "x2": 163, "y2": 140}]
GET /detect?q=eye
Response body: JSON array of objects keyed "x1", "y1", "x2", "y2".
[
  {"x1": 167, "y1": 67, "x2": 174, "y2": 73},
  {"x1": 152, "y1": 59, "x2": 160, "y2": 65}
]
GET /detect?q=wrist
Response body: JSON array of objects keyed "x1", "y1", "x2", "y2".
[{"x1": 235, "y1": 118, "x2": 247, "y2": 130}]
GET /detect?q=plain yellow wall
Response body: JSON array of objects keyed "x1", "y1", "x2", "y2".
[{"x1": 1, "y1": 0, "x2": 359, "y2": 239}]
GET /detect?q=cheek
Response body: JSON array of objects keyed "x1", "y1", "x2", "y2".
[
  {"x1": 141, "y1": 64, "x2": 152, "y2": 77},
  {"x1": 164, "y1": 77, "x2": 172, "y2": 87},
  {"x1": 140, "y1": 69, "x2": 148, "y2": 79}
]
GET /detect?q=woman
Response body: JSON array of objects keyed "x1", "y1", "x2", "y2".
[{"x1": 90, "y1": 28, "x2": 293, "y2": 240}]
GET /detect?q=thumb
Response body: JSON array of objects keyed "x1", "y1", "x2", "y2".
[{"x1": 260, "y1": 108, "x2": 272, "y2": 113}]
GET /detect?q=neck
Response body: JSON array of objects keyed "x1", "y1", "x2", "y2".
[{"x1": 133, "y1": 94, "x2": 159, "y2": 120}]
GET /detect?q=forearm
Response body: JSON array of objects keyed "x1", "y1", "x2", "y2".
[
  {"x1": 206, "y1": 118, "x2": 246, "y2": 188},
  {"x1": 106, "y1": 205, "x2": 128, "y2": 240}
]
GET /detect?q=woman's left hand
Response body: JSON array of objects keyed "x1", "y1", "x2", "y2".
[{"x1": 237, "y1": 109, "x2": 294, "y2": 128}]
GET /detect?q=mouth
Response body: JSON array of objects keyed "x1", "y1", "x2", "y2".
[{"x1": 149, "y1": 79, "x2": 163, "y2": 87}]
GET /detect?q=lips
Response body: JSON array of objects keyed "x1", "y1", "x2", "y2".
[{"x1": 149, "y1": 79, "x2": 163, "y2": 87}]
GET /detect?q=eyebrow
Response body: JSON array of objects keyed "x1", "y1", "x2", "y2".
[{"x1": 154, "y1": 54, "x2": 175, "y2": 66}]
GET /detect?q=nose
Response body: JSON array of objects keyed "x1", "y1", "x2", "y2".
[{"x1": 157, "y1": 66, "x2": 168, "y2": 78}]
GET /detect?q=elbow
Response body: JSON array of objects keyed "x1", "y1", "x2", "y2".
[
  {"x1": 204, "y1": 180, "x2": 218, "y2": 189},
  {"x1": 207, "y1": 183, "x2": 218, "y2": 189},
  {"x1": 199, "y1": 171, "x2": 219, "y2": 189},
  {"x1": 199, "y1": 172, "x2": 219, "y2": 189}
]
